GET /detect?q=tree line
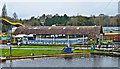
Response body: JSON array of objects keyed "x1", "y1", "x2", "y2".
[
  {"x1": 21, "y1": 14, "x2": 119, "y2": 27},
  {"x1": 1, "y1": 4, "x2": 120, "y2": 28},
  {"x1": 2, "y1": 14, "x2": 120, "y2": 27}
]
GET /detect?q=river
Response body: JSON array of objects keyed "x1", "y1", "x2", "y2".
[{"x1": 1, "y1": 55, "x2": 119, "y2": 67}]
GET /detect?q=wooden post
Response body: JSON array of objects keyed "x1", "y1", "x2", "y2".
[{"x1": 10, "y1": 46, "x2": 12, "y2": 56}]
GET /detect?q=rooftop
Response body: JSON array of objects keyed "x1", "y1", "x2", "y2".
[{"x1": 14, "y1": 26, "x2": 102, "y2": 36}]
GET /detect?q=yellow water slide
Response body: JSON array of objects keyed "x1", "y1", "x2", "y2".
[{"x1": 1, "y1": 18, "x2": 25, "y2": 27}]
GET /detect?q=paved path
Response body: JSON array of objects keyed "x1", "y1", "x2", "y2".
[
  {"x1": 0, "y1": 45, "x2": 62, "y2": 50},
  {"x1": 0, "y1": 45, "x2": 116, "y2": 51},
  {"x1": 11, "y1": 48, "x2": 63, "y2": 50},
  {"x1": 0, "y1": 45, "x2": 11, "y2": 49}
]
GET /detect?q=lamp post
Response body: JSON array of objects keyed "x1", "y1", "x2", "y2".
[
  {"x1": 67, "y1": 34, "x2": 70, "y2": 47},
  {"x1": 40, "y1": 34, "x2": 41, "y2": 44},
  {"x1": 82, "y1": 34, "x2": 84, "y2": 45},
  {"x1": 52, "y1": 34, "x2": 55, "y2": 44},
  {"x1": 82, "y1": 34, "x2": 85, "y2": 50}
]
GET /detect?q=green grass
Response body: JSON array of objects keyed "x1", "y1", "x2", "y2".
[
  {"x1": 73, "y1": 49, "x2": 97, "y2": 53},
  {"x1": 1, "y1": 46, "x2": 104, "y2": 57},
  {"x1": 1, "y1": 49, "x2": 61, "y2": 56},
  {"x1": 1, "y1": 49, "x2": 98, "y2": 57},
  {"x1": 13, "y1": 45, "x2": 64, "y2": 48},
  {"x1": 1, "y1": 45, "x2": 64, "y2": 57},
  {"x1": 0, "y1": 49, "x2": 2, "y2": 57}
]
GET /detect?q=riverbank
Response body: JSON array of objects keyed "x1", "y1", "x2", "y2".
[
  {"x1": 1, "y1": 50, "x2": 120, "y2": 62},
  {"x1": 1, "y1": 45, "x2": 120, "y2": 62},
  {"x1": 1, "y1": 52, "x2": 90, "y2": 62},
  {"x1": 1, "y1": 45, "x2": 97, "y2": 56},
  {"x1": 91, "y1": 51, "x2": 120, "y2": 57},
  {"x1": 1, "y1": 51, "x2": 120, "y2": 62}
]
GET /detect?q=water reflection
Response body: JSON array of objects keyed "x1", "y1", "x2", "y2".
[
  {"x1": 9, "y1": 60, "x2": 13, "y2": 69},
  {"x1": 64, "y1": 56, "x2": 72, "y2": 60},
  {"x1": 10, "y1": 60, "x2": 13, "y2": 67},
  {"x1": 118, "y1": 58, "x2": 120, "y2": 69},
  {"x1": 30, "y1": 58, "x2": 35, "y2": 60},
  {"x1": 1, "y1": 55, "x2": 119, "y2": 67}
]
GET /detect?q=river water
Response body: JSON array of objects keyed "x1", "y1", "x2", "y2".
[{"x1": 1, "y1": 55, "x2": 119, "y2": 67}]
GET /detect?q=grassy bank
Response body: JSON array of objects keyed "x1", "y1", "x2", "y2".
[
  {"x1": 13, "y1": 45, "x2": 64, "y2": 48},
  {"x1": 1, "y1": 49, "x2": 99, "y2": 57},
  {"x1": 1, "y1": 49, "x2": 61, "y2": 56},
  {"x1": 73, "y1": 49, "x2": 97, "y2": 53},
  {"x1": 0, "y1": 45, "x2": 102, "y2": 57}
]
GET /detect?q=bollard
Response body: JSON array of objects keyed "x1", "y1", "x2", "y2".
[
  {"x1": 10, "y1": 46, "x2": 12, "y2": 56},
  {"x1": 31, "y1": 53, "x2": 34, "y2": 56}
]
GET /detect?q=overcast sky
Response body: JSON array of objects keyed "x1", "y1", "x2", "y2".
[{"x1": 0, "y1": 0, "x2": 119, "y2": 19}]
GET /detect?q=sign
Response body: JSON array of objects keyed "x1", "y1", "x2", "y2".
[
  {"x1": 1, "y1": 37, "x2": 10, "y2": 40},
  {"x1": 114, "y1": 36, "x2": 118, "y2": 41}
]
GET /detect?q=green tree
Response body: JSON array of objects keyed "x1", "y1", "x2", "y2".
[
  {"x1": 66, "y1": 16, "x2": 95, "y2": 26},
  {"x1": 2, "y1": 4, "x2": 8, "y2": 33},
  {"x1": 44, "y1": 14, "x2": 70, "y2": 26},
  {"x1": 2, "y1": 4, "x2": 7, "y2": 17},
  {"x1": 13, "y1": 12, "x2": 18, "y2": 19}
]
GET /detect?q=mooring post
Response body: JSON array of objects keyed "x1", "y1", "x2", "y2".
[{"x1": 10, "y1": 46, "x2": 12, "y2": 56}]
